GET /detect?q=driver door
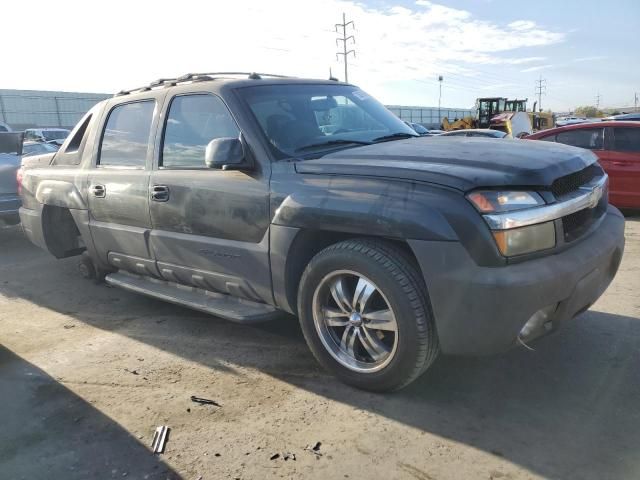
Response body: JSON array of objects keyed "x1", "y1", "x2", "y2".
[{"x1": 148, "y1": 89, "x2": 272, "y2": 304}]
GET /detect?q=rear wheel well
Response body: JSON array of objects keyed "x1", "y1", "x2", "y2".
[
  {"x1": 284, "y1": 230, "x2": 421, "y2": 315},
  {"x1": 42, "y1": 205, "x2": 85, "y2": 259}
]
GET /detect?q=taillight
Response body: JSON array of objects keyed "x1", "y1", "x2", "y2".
[{"x1": 16, "y1": 167, "x2": 23, "y2": 195}]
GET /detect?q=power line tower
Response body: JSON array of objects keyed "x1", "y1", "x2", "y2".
[
  {"x1": 535, "y1": 76, "x2": 546, "y2": 112},
  {"x1": 635, "y1": 92, "x2": 638, "y2": 112},
  {"x1": 438, "y1": 76, "x2": 443, "y2": 123},
  {"x1": 335, "y1": 13, "x2": 355, "y2": 83},
  {"x1": 596, "y1": 92, "x2": 601, "y2": 110}
]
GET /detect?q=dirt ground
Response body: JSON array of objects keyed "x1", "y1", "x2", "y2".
[{"x1": 1, "y1": 216, "x2": 639, "y2": 480}]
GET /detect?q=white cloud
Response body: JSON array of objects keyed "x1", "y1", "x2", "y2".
[
  {"x1": 508, "y1": 20, "x2": 537, "y2": 31},
  {"x1": 572, "y1": 55, "x2": 606, "y2": 63},
  {"x1": 505, "y1": 56, "x2": 547, "y2": 65},
  {"x1": 478, "y1": 83, "x2": 517, "y2": 90},
  {"x1": 1, "y1": 0, "x2": 565, "y2": 106},
  {"x1": 520, "y1": 64, "x2": 554, "y2": 72}
]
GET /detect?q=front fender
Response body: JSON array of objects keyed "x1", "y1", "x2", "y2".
[{"x1": 271, "y1": 176, "x2": 460, "y2": 241}]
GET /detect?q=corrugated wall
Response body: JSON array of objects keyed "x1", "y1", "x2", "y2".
[
  {"x1": 386, "y1": 105, "x2": 474, "y2": 128},
  {"x1": 0, "y1": 89, "x2": 110, "y2": 130},
  {"x1": 0, "y1": 89, "x2": 473, "y2": 131}
]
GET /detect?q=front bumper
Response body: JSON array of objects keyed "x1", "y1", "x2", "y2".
[
  {"x1": 409, "y1": 206, "x2": 625, "y2": 355},
  {"x1": 0, "y1": 194, "x2": 21, "y2": 224}
]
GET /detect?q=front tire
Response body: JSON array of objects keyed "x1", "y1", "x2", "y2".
[{"x1": 297, "y1": 239, "x2": 439, "y2": 392}]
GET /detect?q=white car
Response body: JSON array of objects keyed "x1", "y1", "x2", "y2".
[
  {"x1": 24, "y1": 128, "x2": 70, "y2": 145},
  {"x1": 556, "y1": 116, "x2": 588, "y2": 127}
]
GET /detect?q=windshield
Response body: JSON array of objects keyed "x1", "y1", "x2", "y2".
[
  {"x1": 240, "y1": 84, "x2": 416, "y2": 158},
  {"x1": 43, "y1": 130, "x2": 69, "y2": 141}
]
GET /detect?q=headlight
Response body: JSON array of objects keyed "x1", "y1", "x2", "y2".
[
  {"x1": 492, "y1": 221, "x2": 556, "y2": 256},
  {"x1": 467, "y1": 190, "x2": 544, "y2": 213},
  {"x1": 467, "y1": 190, "x2": 554, "y2": 256}
]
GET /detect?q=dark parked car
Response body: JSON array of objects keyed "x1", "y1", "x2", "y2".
[
  {"x1": 404, "y1": 122, "x2": 444, "y2": 136},
  {"x1": 527, "y1": 121, "x2": 640, "y2": 209},
  {"x1": 604, "y1": 113, "x2": 640, "y2": 122},
  {"x1": 0, "y1": 132, "x2": 23, "y2": 225},
  {"x1": 439, "y1": 129, "x2": 508, "y2": 138},
  {"x1": 19, "y1": 73, "x2": 624, "y2": 391}
]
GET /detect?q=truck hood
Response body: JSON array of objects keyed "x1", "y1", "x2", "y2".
[{"x1": 294, "y1": 137, "x2": 598, "y2": 191}]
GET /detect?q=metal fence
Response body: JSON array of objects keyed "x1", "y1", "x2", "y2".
[
  {"x1": 0, "y1": 89, "x2": 110, "y2": 130},
  {"x1": 386, "y1": 105, "x2": 474, "y2": 128}
]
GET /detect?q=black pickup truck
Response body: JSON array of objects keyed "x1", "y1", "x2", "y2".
[{"x1": 19, "y1": 73, "x2": 625, "y2": 391}]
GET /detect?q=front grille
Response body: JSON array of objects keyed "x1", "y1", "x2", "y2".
[
  {"x1": 551, "y1": 163, "x2": 603, "y2": 198},
  {"x1": 562, "y1": 194, "x2": 607, "y2": 242}
]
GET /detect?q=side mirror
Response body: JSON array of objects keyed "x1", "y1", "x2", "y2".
[{"x1": 204, "y1": 137, "x2": 251, "y2": 171}]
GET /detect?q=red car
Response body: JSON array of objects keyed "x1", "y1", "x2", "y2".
[{"x1": 527, "y1": 121, "x2": 640, "y2": 209}]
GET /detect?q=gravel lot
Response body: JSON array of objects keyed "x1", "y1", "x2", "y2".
[{"x1": 1, "y1": 216, "x2": 639, "y2": 480}]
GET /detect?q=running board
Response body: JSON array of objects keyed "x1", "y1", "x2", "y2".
[{"x1": 105, "y1": 272, "x2": 280, "y2": 323}]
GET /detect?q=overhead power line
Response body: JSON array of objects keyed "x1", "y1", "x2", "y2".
[{"x1": 335, "y1": 13, "x2": 355, "y2": 83}]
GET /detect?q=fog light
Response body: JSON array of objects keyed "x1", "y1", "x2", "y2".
[
  {"x1": 519, "y1": 304, "x2": 558, "y2": 339},
  {"x1": 492, "y1": 221, "x2": 556, "y2": 256}
]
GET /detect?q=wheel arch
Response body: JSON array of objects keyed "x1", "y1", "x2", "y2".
[
  {"x1": 270, "y1": 225, "x2": 422, "y2": 315},
  {"x1": 41, "y1": 205, "x2": 86, "y2": 259}
]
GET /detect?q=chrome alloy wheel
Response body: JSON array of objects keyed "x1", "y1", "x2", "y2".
[{"x1": 312, "y1": 270, "x2": 399, "y2": 373}]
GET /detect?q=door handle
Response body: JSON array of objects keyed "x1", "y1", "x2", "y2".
[
  {"x1": 151, "y1": 185, "x2": 170, "y2": 202},
  {"x1": 91, "y1": 184, "x2": 106, "y2": 198}
]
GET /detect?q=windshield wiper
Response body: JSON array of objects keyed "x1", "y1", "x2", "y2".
[
  {"x1": 372, "y1": 132, "x2": 418, "y2": 143},
  {"x1": 294, "y1": 139, "x2": 372, "y2": 153}
]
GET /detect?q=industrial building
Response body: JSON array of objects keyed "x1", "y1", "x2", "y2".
[{"x1": 0, "y1": 89, "x2": 110, "y2": 130}]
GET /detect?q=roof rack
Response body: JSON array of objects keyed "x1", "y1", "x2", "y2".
[{"x1": 115, "y1": 72, "x2": 293, "y2": 96}]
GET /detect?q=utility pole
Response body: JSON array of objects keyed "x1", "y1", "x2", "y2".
[
  {"x1": 335, "y1": 13, "x2": 355, "y2": 83},
  {"x1": 596, "y1": 92, "x2": 601, "y2": 110},
  {"x1": 535, "y1": 76, "x2": 546, "y2": 112},
  {"x1": 438, "y1": 76, "x2": 443, "y2": 124}
]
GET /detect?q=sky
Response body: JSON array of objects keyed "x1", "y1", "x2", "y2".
[{"x1": 3, "y1": 0, "x2": 638, "y2": 111}]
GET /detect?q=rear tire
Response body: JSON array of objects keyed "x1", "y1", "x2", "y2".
[
  {"x1": 297, "y1": 239, "x2": 439, "y2": 392},
  {"x1": 77, "y1": 253, "x2": 96, "y2": 280}
]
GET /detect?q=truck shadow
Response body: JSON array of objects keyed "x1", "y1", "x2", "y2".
[
  {"x1": 0, "y1": 345, "x2": 182, "y2": 479},
  {"x1": 1, "y1": 224, "x2": 639, "y2": 479}
]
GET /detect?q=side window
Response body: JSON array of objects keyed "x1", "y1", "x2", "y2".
[
  {"x1": 540, "y1": 134, "x2": 556, "y2": 142},
  {"x1": 99, "y1": 100, "x2": 155, "y2": 167},
  {"x1": 53, "y1": 114, "x2": 93, "y2": 166},
  {"x1": 556, "y1": 128, "x2": 604, "y2": 150},
  {"x1": 162, "y1": 94, "x2": 239, "y2": 168},
  {"x1": 612, "y1": 127, "x2": 640, "y2": 153},
  {"x1": 66, "y1": 114, "x2": 92, "y2": 153}
]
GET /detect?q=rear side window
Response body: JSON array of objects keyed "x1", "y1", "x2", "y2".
[
  {"x1": 67, "y1": 115, "x2": 91, "y2": 152},
  {"x1": 161, "y1": 94, "x2": 239, "y2": 168},
  {"x1": 556, "y1": 128, "x2": 604, "y2": 150},
  {"x1": 99, "y1": 100, "x2": 155, "y2": 167},
  {"x1": 612, "y1": 127, "x2": 640, "y2": 152},
  {"x1": 539, "y1": 134, "x2": 556, "y2": 142}
]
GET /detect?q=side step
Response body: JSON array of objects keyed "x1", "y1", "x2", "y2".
[{"x1": 105, "y1": 272, "x2": 281, "y2": 323}]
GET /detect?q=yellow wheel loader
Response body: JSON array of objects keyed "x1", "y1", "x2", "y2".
[{"x1": 442, "y1": 97, "x2": 533, "y2": 137}]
